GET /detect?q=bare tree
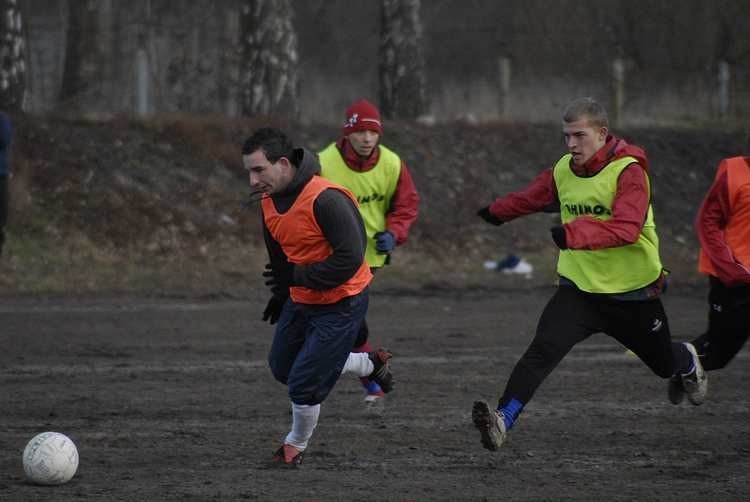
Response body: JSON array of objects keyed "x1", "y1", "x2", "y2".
[
  {"x1": 379, "y1": 0, "x2": 427, "y2": 119},
  {"x1": 238, "y1": 0, "x2": 298, "y2": 117},
  {"x1": 59, "y1": 0, "x2": 101, "y2": 112},
  {"x1": 0, "y1": 0, "x2": 26, "y2": 111}
]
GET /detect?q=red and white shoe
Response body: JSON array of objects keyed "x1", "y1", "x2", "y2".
[{"x1": 270, "y1": 443, "x2": 304, "y2": 468}]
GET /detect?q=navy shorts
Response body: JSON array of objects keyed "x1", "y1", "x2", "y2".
[{"x1": 268, "y1": 288, "x2": 369, "y2": 405}]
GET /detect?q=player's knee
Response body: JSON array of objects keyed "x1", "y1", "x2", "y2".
[
  {"x1": 526, "y1": 337, "x2": 566, "y2": 367},
  {"x1": 353, "y1": 321, "x2": 369, "y2": 348},
  {"x1": 288, "y1": 386, "x2": 325, "y2": 406},
  {"x1": 268, "y1": 359, "x2": 289, "y2": 385},
  {"x1": 517, "y1": 339, "x2": 566, "y2": 383}
]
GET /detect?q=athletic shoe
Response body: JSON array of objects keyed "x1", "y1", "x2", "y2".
[
  {"x1": 270, "y1": 444, "x2": 304, "y2": 467},
  {"x1": 682, "y1": 342, "x2": 708, "y2": 405},
  {"x1": 667, "y1": 375, "x2": 685, "y2": 405},
  {"x1": 503, "y1": 258, "x2": 533, "y2": 276},
  {"x1": 472, "y1": 400, "x2": 507, "y2": 451},
  {"x1": 368, "y1": 348, "x2": 394, "y2": 393},
  {"x1": 364, "y1": 388, "x2": 385, "y2": 404},
  {"x1": 483, "y1": 254, "x2": 534, "y2": 277}
]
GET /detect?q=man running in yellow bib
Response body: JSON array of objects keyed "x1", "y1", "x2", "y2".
[{"x1": 472, "y1": 97, "x2": 707, "y2": 451}]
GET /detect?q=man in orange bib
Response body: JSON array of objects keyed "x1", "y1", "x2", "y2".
[
  {"x1": 670, "y1": 156, "x2": 750, "y2": 400},
  {"x1": 242, "y1": 128, "x2": 394, "y2": 467}
]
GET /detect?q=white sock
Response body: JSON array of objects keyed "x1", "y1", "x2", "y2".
[
  {"x1": 341, "y1": 352, "x2": 374, "y2": 376},
  {"x1": 285, "y1": 403, "x2": 320, "y2": 450}
]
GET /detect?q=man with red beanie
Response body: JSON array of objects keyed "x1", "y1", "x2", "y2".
[{"x1": 318, "y1": 99, "x2": 420, "y2": 408}]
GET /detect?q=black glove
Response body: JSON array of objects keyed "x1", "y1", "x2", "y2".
[
  {"x1": 263, "y1": 262, "x2": 294, "y2": 293},
  {"x1": 477, "y1": 206, "x2": 504, "y2": 226},
  {"x1": 550, "y1": 226, "x2": 568, "y2": 249},
  {"x1": 262, "y1": 294, "x2": 287, "y2": 325}
]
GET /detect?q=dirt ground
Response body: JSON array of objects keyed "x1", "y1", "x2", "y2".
[
  {"x1": 3, "y1": 101, "x2": 749, "y2": 502},
  {"x1": 1, "y1": 286, "x2": 749, "y2": 501}
]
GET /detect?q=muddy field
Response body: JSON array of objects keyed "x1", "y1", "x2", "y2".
[{"x1": 1, "y1": 287, "x2": 749, "y2": 501}]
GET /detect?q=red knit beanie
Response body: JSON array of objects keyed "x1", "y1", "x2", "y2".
[{"x1": 342, "y1": 99, "x2": 382, "y2": 136}]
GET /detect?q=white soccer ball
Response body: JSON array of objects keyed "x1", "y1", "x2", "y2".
[{"x1": 22, "y1": 432, "x2": 79, "y2": 485}]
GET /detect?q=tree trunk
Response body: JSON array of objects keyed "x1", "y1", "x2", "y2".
[
  {"x1": 59, "y1": 0, "x2": 101, "y2": 112},
  {"x1": 379, "y1": 0, "x2": 427, "y2": 119},
  {"x1": 0, "y1": 0, "x2": 26, "y2": 111},
  {"x1": 238, "y1": 0, "x2": 298, "y2": 117}
]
